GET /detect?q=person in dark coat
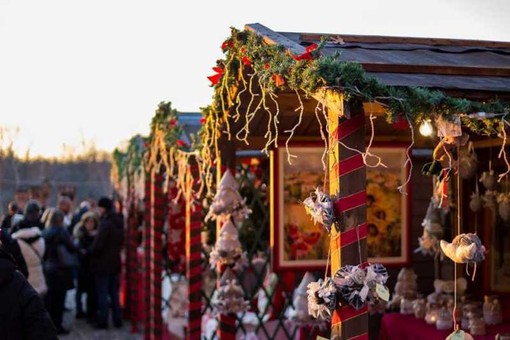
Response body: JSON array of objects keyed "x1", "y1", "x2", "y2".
[
  {"x1": 0, "y1": 239, "x2": 58, "y2": 340},
  {"x1": 42, "y1": 210, "x2": 77, "y2": 335},
  {"x1": 90, "y1": 196, "x2": 124, "y2": 329},
  {"x1": 1, "y1": 201, "x2": 22, "y2": 231},
  {"x1": 11, "y1": 200, "x2": 45, "y2": 234},
  {"x1": 73, "y1": 211, "x2": 98, "y2": 321},
  {"x1": 0, "y1": 224, "x2": 29, "y2": 278}
]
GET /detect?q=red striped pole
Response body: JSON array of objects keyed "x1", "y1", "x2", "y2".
[
  {"x1": 143, "y1": 173, "x2": 152, "y2": 340},
  {"x1": 149, "y1": 170, "x2": 165, "y2": 339},
  {"x1": 127, "y1": 198, "x2": 140, "y2": 333},
  {"x1": 186, "y1": 162, "x2": 203, "y2": 340},
  {"x1": 329, "y1": 99, "x2": 368, "y2": 339}
]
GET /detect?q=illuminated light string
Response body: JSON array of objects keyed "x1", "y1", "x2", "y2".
[
  {"x1": 338, "y1": 113, "x2": 387, "y2": 169},
  {"x1": 497, "y1": 113, "x2": 510, "y2": 182}
]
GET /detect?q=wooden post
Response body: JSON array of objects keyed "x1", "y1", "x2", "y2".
[
  {"x1": 126, "y1": 197, "x2": 140, "y2": 333},
  {"x1": 145, "y1": 169, "x2": 165, "y2": 340},
  {"x1": 217, "y1": 137, "x2": 237, "y2": 340},
  {"x1": 186, "y1": 160, "x2": 203, "y2": 340},
  {"x1": 143, "y1": 173, "x2": 152, "y2": 340},
  {"x1": 329, "y1": 98, "x2": 368, "y2": 339}
]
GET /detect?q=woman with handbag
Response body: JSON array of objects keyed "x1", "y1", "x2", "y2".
[{"x1": 42, "y1": 209, "x2": 77, "y2": 335}]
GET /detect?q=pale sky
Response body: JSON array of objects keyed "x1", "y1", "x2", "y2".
[{"x1": 0, "y1": 0, "x2": 509, "y2": 158}]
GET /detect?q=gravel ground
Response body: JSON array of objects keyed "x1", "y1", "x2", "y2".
[{"x1": 57, "y1": 288, "x2": 142, "y2": 340}]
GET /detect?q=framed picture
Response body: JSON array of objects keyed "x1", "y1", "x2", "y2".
[
  {"x1": 271, "y1": 144, "x2": 410, "y2": 270},
  {"x1": 271, "y1": 144, "x2": 329, "y2": 270},
  {"x1": 366, "y1": 146, "x2": 410, "y2": 266}
]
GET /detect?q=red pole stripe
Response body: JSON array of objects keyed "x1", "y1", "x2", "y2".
[
  {"x1": 338, "y1": 154, "x2": 364, "y2": 176},
  {"x1": 338, "y1": 223, "x2": 368, "y2": 247},
  {"x1": 335, "y1": 191, "x2": 367, "y2": 212},
  {"x1": 350, "y1": 333, "x2": 369, "y2": 340},
  {"x1": 336, "y1": 112, "x2": 365, "y2": 139}
]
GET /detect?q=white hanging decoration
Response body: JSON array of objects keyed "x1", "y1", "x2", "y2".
[
  {"x1": 458, "y1": 142, "x2": 478, "y2": 180},
  {"x1": 469, "y1": 183, "x2": 482, "y2": 213},
  {"x1": 482, "y1": 190, "x2": 498, "y2": 212},
  {"x1": 415, "y1": 199, "x2": 444, "y2": 256},
  {"x1": 497, "y1": 192, "x2": 510, "y2": 221},
  {"x1": 211, "y1": 268, "x2": 250, "y2": 315},
  {"x1": 288, "y1": 272, "x2": 325, "y2": 327},
  {"x1": 440, "y1": 233, "x2": 486, "y2": 264},
  {"x1": 302, "y1": 188, "x2": 335, "y2": 233},
  {"x1": 480, "y1": 170, "x2": 497, "y2": 191},
  {"x1": 333, "y1": 264, "x2": 389, "y2": 311},
  {"x1": 209, "y1": 220, "x2": 248, "y2": 271},
  {"x1": 306, "y1": 278, "x2": 339, "y2": 321},
  {"x1": 205, "y1": 170, "x2": 251, "y2": 224}
]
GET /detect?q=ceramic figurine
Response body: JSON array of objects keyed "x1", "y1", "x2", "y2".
[
  {"x1": 468, "y1": 313, "x2": 486, "y2": 336},
  {"x1": 413, "y1": 298, "x2": 426, "y2": 319},
  {"x1": 436, "y1": 307, "x2": 453, "y2": 330},
  {"x1": 483, "y1": 295, "x2": 503, "y2": 325}
]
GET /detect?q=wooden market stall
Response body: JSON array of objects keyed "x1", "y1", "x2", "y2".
[
  {"x1": 114, "y1": 23, "x2": 510, "y2": 340},
  {"x1": 197, "y1": 23, "x2": 510, "y2": 339}
]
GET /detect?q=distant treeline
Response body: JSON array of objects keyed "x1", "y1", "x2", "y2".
[{"x1": 0, "y1": 150, "x2": 112, "y2": 214}]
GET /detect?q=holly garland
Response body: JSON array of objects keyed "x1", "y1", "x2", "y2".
[
  {"x1": 202, "y1": 27, "x2": 508, "y2": 140},
  {"x1": 112, "y1": 134, "x2": 148, "y2": 184}
]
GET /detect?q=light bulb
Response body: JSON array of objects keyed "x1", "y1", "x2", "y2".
[{"x1": 419, "y1": 120, "x2": 433, "y2": 137}]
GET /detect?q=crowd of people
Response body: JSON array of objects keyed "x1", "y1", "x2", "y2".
[{"x1": 0, "y1": 194, "x2": 125, "y2": 339}]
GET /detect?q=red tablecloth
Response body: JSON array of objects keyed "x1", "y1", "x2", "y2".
[{"x1": 380, "y1": 313, "x2": 510, "y2": 340}]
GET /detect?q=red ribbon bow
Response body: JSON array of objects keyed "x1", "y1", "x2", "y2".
[
  {"x1": 292, "y1": 43, "x2": 318, "y2": 61},
  {"x1": 207, "y1": 66, "x2": 224, "y2": 86}
]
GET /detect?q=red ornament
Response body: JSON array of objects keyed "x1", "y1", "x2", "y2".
[
  {"x1": 393, "y1": 116, "x2": 409, "y2": 130},
  {"x1": 221, "y1": 40, "x2": 233, "y2": 50},
  {"x1": 241, "y1": 55, "x2": 252, "y2": 66},
  {"x1": 207, "y1": 66, "x2": 224, "y2": 86},
  {"x1": 176, "y1": 139, "x2": 187, "y2": 148},
  {"x1": 200, "y1": 117, "x2": 206, "y2": 124},
  {"x1": 264, "y1": 63, "x2": 270, "y2": 70},
  {"x1": 272, "y1": 74, "x2": 285, "y2": 87},
  {"x1": 168, "y1": 118, "x2": 177, "y2": 126}
]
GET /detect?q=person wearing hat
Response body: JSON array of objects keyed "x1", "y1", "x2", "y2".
[
  {"x1": 73, "y1": 211, "x2": 99, "y2": 322},
  {"x1": 0, "y1": 230, "x2": 58, "y2": 339},
  {"x1": 90, "y1": 196, "x2": 124, "y2": 329}
]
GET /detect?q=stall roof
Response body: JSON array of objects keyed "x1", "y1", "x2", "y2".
[{"x1": 247, "y1": 23, "x2": 510, "y2": 98}]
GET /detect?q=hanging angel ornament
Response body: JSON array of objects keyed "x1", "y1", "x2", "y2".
[
  {"x1": 302, "y1": 188, "x2": 335, "y2": 233},
  {"x1": 440, "y1": 233, "x2": 486, "y2": 279},
  {"x1": 205, "y1": 170, "x2": 251, "y2": 224}
]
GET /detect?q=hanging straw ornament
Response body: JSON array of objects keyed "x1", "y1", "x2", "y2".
[
  {"x1": 458, "y1": 142, "x2": 478, "y2": 180},
  {"x1": 302, "y1": 188, "x2": 335, "y2": 233},
  {"x1": 205, "y1": 170, "x2": 251, "y2": 224},
  {"x1": 469, "y1": 182, "x2": 482, "y2": 213},
  {"x1": 333, "y1": 264, "x2": 389, "y2": 311},
  {"x1": 440, "y1": 233, "x2": 486, "y2": 281},
  {"x1": 497, "y1": 192, "x2": 510, "y2": 221},
  {"x1": 306, "y1": 277, "x2": 339, "y2": 321},
  {"x1": 211, "y1": 268, "x2": 250, "y2": 315},
  {"x1": 480, "y1": 169, "x2": 497, "y2": 191}
]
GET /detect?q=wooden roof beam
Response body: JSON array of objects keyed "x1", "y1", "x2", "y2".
[
  {"x1": 297, "y1": 32, "x2": 510, "y2": 49},
  {"x1": 245, "y1": 23, "x2": 306, "y2": 55}
]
